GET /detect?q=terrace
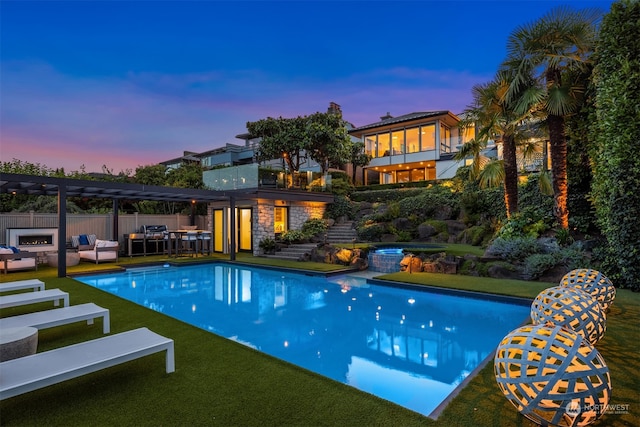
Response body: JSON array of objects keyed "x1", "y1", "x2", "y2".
[{"x1": 1, "y1": 251, "x2": 638, "y2": 426}]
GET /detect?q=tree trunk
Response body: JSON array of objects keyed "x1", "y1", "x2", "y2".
[
  {"x1": 548, "y1": 113, "x2": 569, "y2": 229},
  {"x1": 502, "y1": 134, "x2": 519, "y2": 217}
]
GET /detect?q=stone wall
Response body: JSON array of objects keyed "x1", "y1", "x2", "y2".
[
  {"x1": 207, "y1": 200, "x2": 326, "y2": 256},
  {"x1": 253, "y1": 204, "x2": 274, "y2": 255},
  {"x1": 289, "y1": 203, "x2": 325, "y2": 230}
]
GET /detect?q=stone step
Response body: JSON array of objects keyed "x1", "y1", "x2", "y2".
[{"x1": 264, "y1": 243, "x2": 317, "y2": 261}]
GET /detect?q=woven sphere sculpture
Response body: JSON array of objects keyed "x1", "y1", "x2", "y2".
[
  {"x1": 531, "y1": 286, "x2": 606, "y2": 346},
  {"x1": 495, "y1": 324, "x2": 611, "y2": 427},
  {"x1": 560, "y1": 269, "x2": 616, "y2": 311}
]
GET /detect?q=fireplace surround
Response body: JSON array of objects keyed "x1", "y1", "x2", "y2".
[{"x1": 6, "y1": 228, "x2": 59, "y2": 252}]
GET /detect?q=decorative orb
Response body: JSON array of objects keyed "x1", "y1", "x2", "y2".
[
  {"x1": 531, "y1": 286, "x2": 606, "y2": 345},
  {"x1": 495, "y1": 324, "x2": 611, "y2": 427},
  {"x1": 560, "y1": 269, "x2": 616, "y2": 311}
]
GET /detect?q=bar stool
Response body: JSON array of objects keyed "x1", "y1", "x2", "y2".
[
  {"x1": 181, "y1": 231, "x2": 198, "y2": 257},
  {"x1": 197, "y1": 231, "x2": 212, "y2": 255}
]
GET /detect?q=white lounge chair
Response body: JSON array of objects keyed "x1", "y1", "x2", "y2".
[
  {"x1": 0, "y1": 289, "x2": 69, "y2": 310},
  {"x1": 0, "y1": 327, "x2": 175, "y2": 399},
  {"x1": 0, "y1": 303, "x2": 110, "y2": 334},
  {"x1": 0, "y1": 279, "x2": 45, "y2": 293}
]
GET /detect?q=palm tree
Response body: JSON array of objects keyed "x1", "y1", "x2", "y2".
[
  {"x1": 502, "y1": 6, "x2": 601, "y2": 229},
  {"x1": 456, "y1": 70, "x2": 533, "y2": 218}
]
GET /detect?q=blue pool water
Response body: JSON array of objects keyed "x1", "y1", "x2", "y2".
[{"x1": 77, "y1": 263, "x2": 529, "y2": 417}]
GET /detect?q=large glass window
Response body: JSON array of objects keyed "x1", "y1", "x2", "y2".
[
  {"x1": 365, "y1": 135, "x2": 377, "y2": 158},
  {"x1": 411, "y1": 168, "x2": 425, "y2": 181},
  {"x1": 378, "y1": 133, "x2": 390, "y2": 157},
  {"x1": 406, "y1": 128, "x2": 420, "y2": 153},
  {"x1": 397, "y1": 170, "x2": 410, "y2": 182},
  {"x1": 440, "y1": 124, "x2": 451, "y2": 153},
  {"x1": 274, "y1": 207, "x2": 288, "y2": 234},
  {"x1": 421, "y1": 124, "x2": 436, "y2": 151},
  {"x1": 391, "y1": 130, "x2": 404, "y2": 155}
]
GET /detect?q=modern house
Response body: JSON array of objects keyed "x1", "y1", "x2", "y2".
[
  {"x1": 348, "y1": 111, "x2": 472, "y2": 185},
  {"x1": 153, "y1": 105, "x2": 477, "y2": 256}
]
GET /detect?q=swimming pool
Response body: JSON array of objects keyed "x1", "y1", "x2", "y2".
[{"x1": 77, "y1": 263, "x2": 530, "y2": 418}]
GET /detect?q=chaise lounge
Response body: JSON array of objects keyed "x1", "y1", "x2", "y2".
[
  {"x1": 0, "y1": 279, "x2": 45, "y2": 293},
  {"x1": 0, "y1": 327, "x2": 175, "y2": 399},
  {"x1": 0, "y1": 289, "x2": 69, "y2": 310},
  {"x1": 0, "y1": 303, "x2": 110, "y2": 334}
]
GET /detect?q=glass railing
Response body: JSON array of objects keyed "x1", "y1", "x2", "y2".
[{"x1": 203, "y1": 164, "x2": 331, "y2": 191}]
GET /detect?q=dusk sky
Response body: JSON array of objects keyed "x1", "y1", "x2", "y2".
[{"x1": 1, "y1": 0, "x2": 614, "y2": 174}]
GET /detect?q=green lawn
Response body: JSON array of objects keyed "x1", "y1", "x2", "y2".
[{"x1": 1, "y1": 255, "x2": 638, "y2": 427}]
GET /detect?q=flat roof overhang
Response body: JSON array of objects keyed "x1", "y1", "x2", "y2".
[{"x1": 0, "y1": 173, "x2": 334, "y2": 204}]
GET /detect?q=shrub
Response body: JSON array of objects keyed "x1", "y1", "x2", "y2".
[
  {"x1": 496, "y1": 210, "x2": 550, "y2": 240},
  {"x1": 395, "y1": 230, "x2": 413, "y2": 242},
  {"x1": 522, "y1": 253, "x2": 558, "y2": 280},
  {"x1": 280, "y1": 229, "x2": 307, "y2": 244},
  {"x1": 258, "y1": 237, "x2": 277, "y2": 254},
  {"x1": 423, "y1": 220, "x2": 448, "y2": 234},
  {"x1": 458, "y1": 224, "x2": 493, "y2": 246},
  {"x1": 590, "y1": 0, "x2": 640, "y2": 290},
  {"x1": 357, "y1": 222, "x2": 385, "y2": 242},
  {"x1": 397, "y1": 186, "x2": 460, "y2": 220},
  {"x1": 485, "y1": 236, "x2": 542, "y2": 262},
  {"x1": 556, "y1": 244, "x2": 590, "y2": 271},
  {"x1": 301, "y1": 218, "x2": 328, "y2": 237},
  {"x1": 324, "y1": 195, "x2": 355, "y2": 220}
]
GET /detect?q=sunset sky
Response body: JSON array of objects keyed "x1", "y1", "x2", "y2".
[{"x1": 1, "y1": 0, "x2": 614, "y2": 174}]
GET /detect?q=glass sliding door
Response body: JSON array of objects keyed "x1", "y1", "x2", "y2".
[
  {"x1": 238, "y1": 208, "x2": 252, "y2": 252},
  {"x1": 213, "y1": 209, "x2": 225, "y2": 253}
]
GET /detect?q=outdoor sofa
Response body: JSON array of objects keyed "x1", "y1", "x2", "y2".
[
  {"x1": 71, "y1": 235, "x2": 119, "y2": 264},
  {"x1": 0, "y1": 247, "x2": 37, "y2": 274}
]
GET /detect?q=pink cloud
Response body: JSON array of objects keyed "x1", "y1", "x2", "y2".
[{"x1": 1, "y1": 60, "x2": 487, "y2": 173}]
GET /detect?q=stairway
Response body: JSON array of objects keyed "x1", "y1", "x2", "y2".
[
  {"x1": 262, "y1": 243, "x2": 318, "y2": 261},
  {"x1": 325, "y1": 221, "x2": 357, "y2": 244},
  {"x1": 262, "y1": 222, "x2": 358, "y2": 261}
]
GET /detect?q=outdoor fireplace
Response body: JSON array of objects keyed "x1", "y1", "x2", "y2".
[{"x1": 7, "y1": 228, "x2": 59, "y2": 252}]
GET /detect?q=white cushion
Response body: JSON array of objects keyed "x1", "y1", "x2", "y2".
[
  {"x1": 6, "y1": 258, "x2": 36, "y2": 271},
  {"x1": 0, "y1": 248, "x2": 14, "y2": 255}
]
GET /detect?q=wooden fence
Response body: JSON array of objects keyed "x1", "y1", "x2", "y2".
[{"x1": 0, "y1": 212, "x2": 208, "y2": 245}]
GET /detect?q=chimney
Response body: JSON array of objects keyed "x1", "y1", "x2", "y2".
[
  {"x1": 328, "y1": 102, "x2": 342, "y2": 114},
  {"x1": 380, "y1": 112, "x2": 393, "y2": 121}
]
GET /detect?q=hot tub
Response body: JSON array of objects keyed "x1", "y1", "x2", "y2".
[
  {"x1": 368, "y1": 248, "x2": 405, "y2": 273},
  {"x1": 367, "y1": 244, "x2": 445, "y2": 273}
]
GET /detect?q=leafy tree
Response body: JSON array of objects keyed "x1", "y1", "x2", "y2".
[
  {"x1": 565, "y1": 65, "x2": 599, "y2": 235},
  {"x1": 246, "y1": 116, "x2": 308, "y2": 176},
  {"x1": 134, "y1": 164, "x2": 168, "y2": 186},
  {"x1": 456, "y1": 69, "x2": 535, "y2": 218},
  {"x1": 590, "y1": 0, "x2": 640, "y2": 290},
  {"x1": 503, "y1": 6, "x2": 602, "y2": 229},
  {"x1": 348, "y1": 140, "x2": 372, "y2": 185},
  {"x1": 305, "y1": 111, "x2": 352, "y2": 176},
  {"x1": 1, "y1": 158, "x2": 56, "y2": 176},
  {"x1": 166, "y1": 163, "x2": 205, "y2": 189}
]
